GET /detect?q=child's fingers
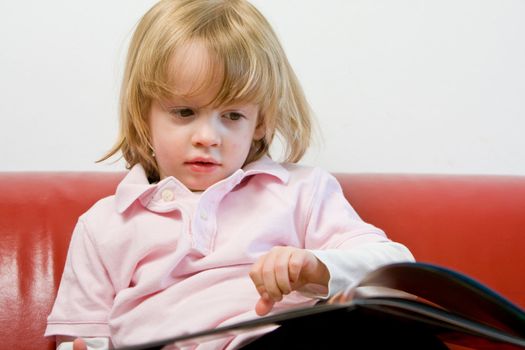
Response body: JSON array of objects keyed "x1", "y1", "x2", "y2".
[
  {"x1": 250, "y1": 247, "x2": 294, "y2": 302},
  {"x1": 255, "y1": 295, "x2": 275, "y2": 316},
  {"x1": 327, "y1": 291, "x2": 342, "y2": 304},
  {"x1": 288, "y1": 250, "x2": 307, "y2": 285},
  {"x1": 341, "y1": 286, "x2": 356, "y2": 302},
  {"x1": 250, "y1": 247, "x2": 312, "y2": 311},
  {"x1": 260, "y1": 250, "x2": 283, "y2": 301},
  {"x1": 274, "y1": 249, "x2": 293, "y2": 295},
  {"x1": 249, "y1": 254, "x2": 268, "y2": 297},
  {"x1": 250, "y1": 251, "x2": 282, "y2": 301},
  {"x1": 73, "y1": 338, "x2": 87, "y2": 350}
]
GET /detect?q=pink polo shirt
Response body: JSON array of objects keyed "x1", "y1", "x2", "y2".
[{"x1": 46, "y1": 157, "x2": 413, "y2": 349}]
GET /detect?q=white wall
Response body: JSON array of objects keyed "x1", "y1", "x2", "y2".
[{"x1": 1, "y1": 0, "x2": 524, "y2": 175}]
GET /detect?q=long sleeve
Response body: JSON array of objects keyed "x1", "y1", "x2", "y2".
[{"x1": 301, "y1": 168, "x2": 414, "y2": 297}]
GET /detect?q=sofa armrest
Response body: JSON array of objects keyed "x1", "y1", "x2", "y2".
[{"x1": 0, "y1": 172, "x2": 124, "y2": 350}]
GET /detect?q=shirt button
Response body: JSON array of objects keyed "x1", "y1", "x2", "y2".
[
  {"x1": 161, "y1": 189, "x2": 174, "y2": 202},
  {"x1": 200, "y1": 210, "x2": 208, "y2": 221}
]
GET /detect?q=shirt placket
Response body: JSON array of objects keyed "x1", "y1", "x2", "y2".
[
  {"x1": 191, "y1": 172, "x2": 245, "y2": 255},
  {"x1": 191, "y1": 195, "x2": 218, "y2": 255}
]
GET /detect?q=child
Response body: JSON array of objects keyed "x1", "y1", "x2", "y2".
[{"x1": 45, "y1": 1, "x2": 414, "y2": 349}]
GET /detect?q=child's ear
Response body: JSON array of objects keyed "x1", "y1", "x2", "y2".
[{"x1": 253, "y1": 121, "x2": 266, "y2": 141}]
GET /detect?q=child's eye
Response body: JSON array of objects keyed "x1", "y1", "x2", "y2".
[
  {"x1": 169, "y1": 108, "x2": 195, "y2": 118},
  {"x1": 223, "y1": 112, "x2": 244, "y2": 121}
]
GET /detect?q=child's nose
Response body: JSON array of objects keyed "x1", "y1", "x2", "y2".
[{"x1": 191, "y1": 118, "x2": 221, "y2": 147}]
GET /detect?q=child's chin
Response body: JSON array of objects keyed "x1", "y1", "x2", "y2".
[{"x1": 186, "y1": 179, "x2": 217, "y2": 192}]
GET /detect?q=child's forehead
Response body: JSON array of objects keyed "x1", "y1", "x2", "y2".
[
  {"x1": 160, "y1": 40, "x2": 261, "y2": 108},
  {"x1": 167, "y1": 41, "x2": 223, "y2": 97}
]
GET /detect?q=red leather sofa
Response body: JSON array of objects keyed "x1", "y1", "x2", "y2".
[{"x1": 1, "y1": 172, "x2": 524, "y2": 350}]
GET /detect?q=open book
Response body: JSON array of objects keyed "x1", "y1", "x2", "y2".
[{"x1": 122, "y1": 262, "x2": 525, "y2": 349}]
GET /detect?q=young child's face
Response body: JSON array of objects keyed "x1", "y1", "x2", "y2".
[{"x1": 149, "y1": 42, "x2": 265, "y2": 191}]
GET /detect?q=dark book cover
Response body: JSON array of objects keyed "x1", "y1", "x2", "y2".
[{"x1": 121, "y1": 262, "x2": 525, "y2": 350}]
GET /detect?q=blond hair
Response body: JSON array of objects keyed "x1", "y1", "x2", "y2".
[{"x1": 100, "y1": 0, "x2": 313, "y2": 182}]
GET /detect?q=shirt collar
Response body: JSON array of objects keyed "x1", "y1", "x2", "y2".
[
  {"x1": 243, "y1": 155, "x2": 289, "y2": 182},
  {"x1": 114, "y1": 156, "x2": 289, "y2": 214}
]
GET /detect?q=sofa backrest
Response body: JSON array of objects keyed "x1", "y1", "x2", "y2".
[
  {"x1": 0, "y1": 172, "x2": 524, "y2": 350},
  {"x1": 335, "y1": 173, "x2": 525, "y2": 309}
]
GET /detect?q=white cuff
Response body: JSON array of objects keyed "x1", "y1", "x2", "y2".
[{"x1": 310, "y1": 242, "x2": 415, "y2": 298}]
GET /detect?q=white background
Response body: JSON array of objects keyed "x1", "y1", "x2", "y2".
[{"x1": 1, "y1": 0, "x2": 524, "y2": 175}]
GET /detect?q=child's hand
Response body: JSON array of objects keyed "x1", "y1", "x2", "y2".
[
  {"x1": 249, "y1": 246, "x2": 329, "y2": 316},
  {"x1": 73, "y1": 338, "x2": 87, "y2": 350}
]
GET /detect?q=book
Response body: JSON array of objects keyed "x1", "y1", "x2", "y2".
[{"x1": 121, "y1": 262, "x2": 525, "y2": 350}]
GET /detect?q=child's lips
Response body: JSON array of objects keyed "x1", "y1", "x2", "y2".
[
  {"x1": 185, "y1": 158, "x2": 221, "y2": 173},
  {"x1": 185, "y1": 157, "x2": 220, "y2": 165}
]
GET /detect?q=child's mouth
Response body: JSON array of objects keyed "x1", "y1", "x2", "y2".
[{"x1": 185, "y1": 159, "x2": 220, "y2": 173}]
